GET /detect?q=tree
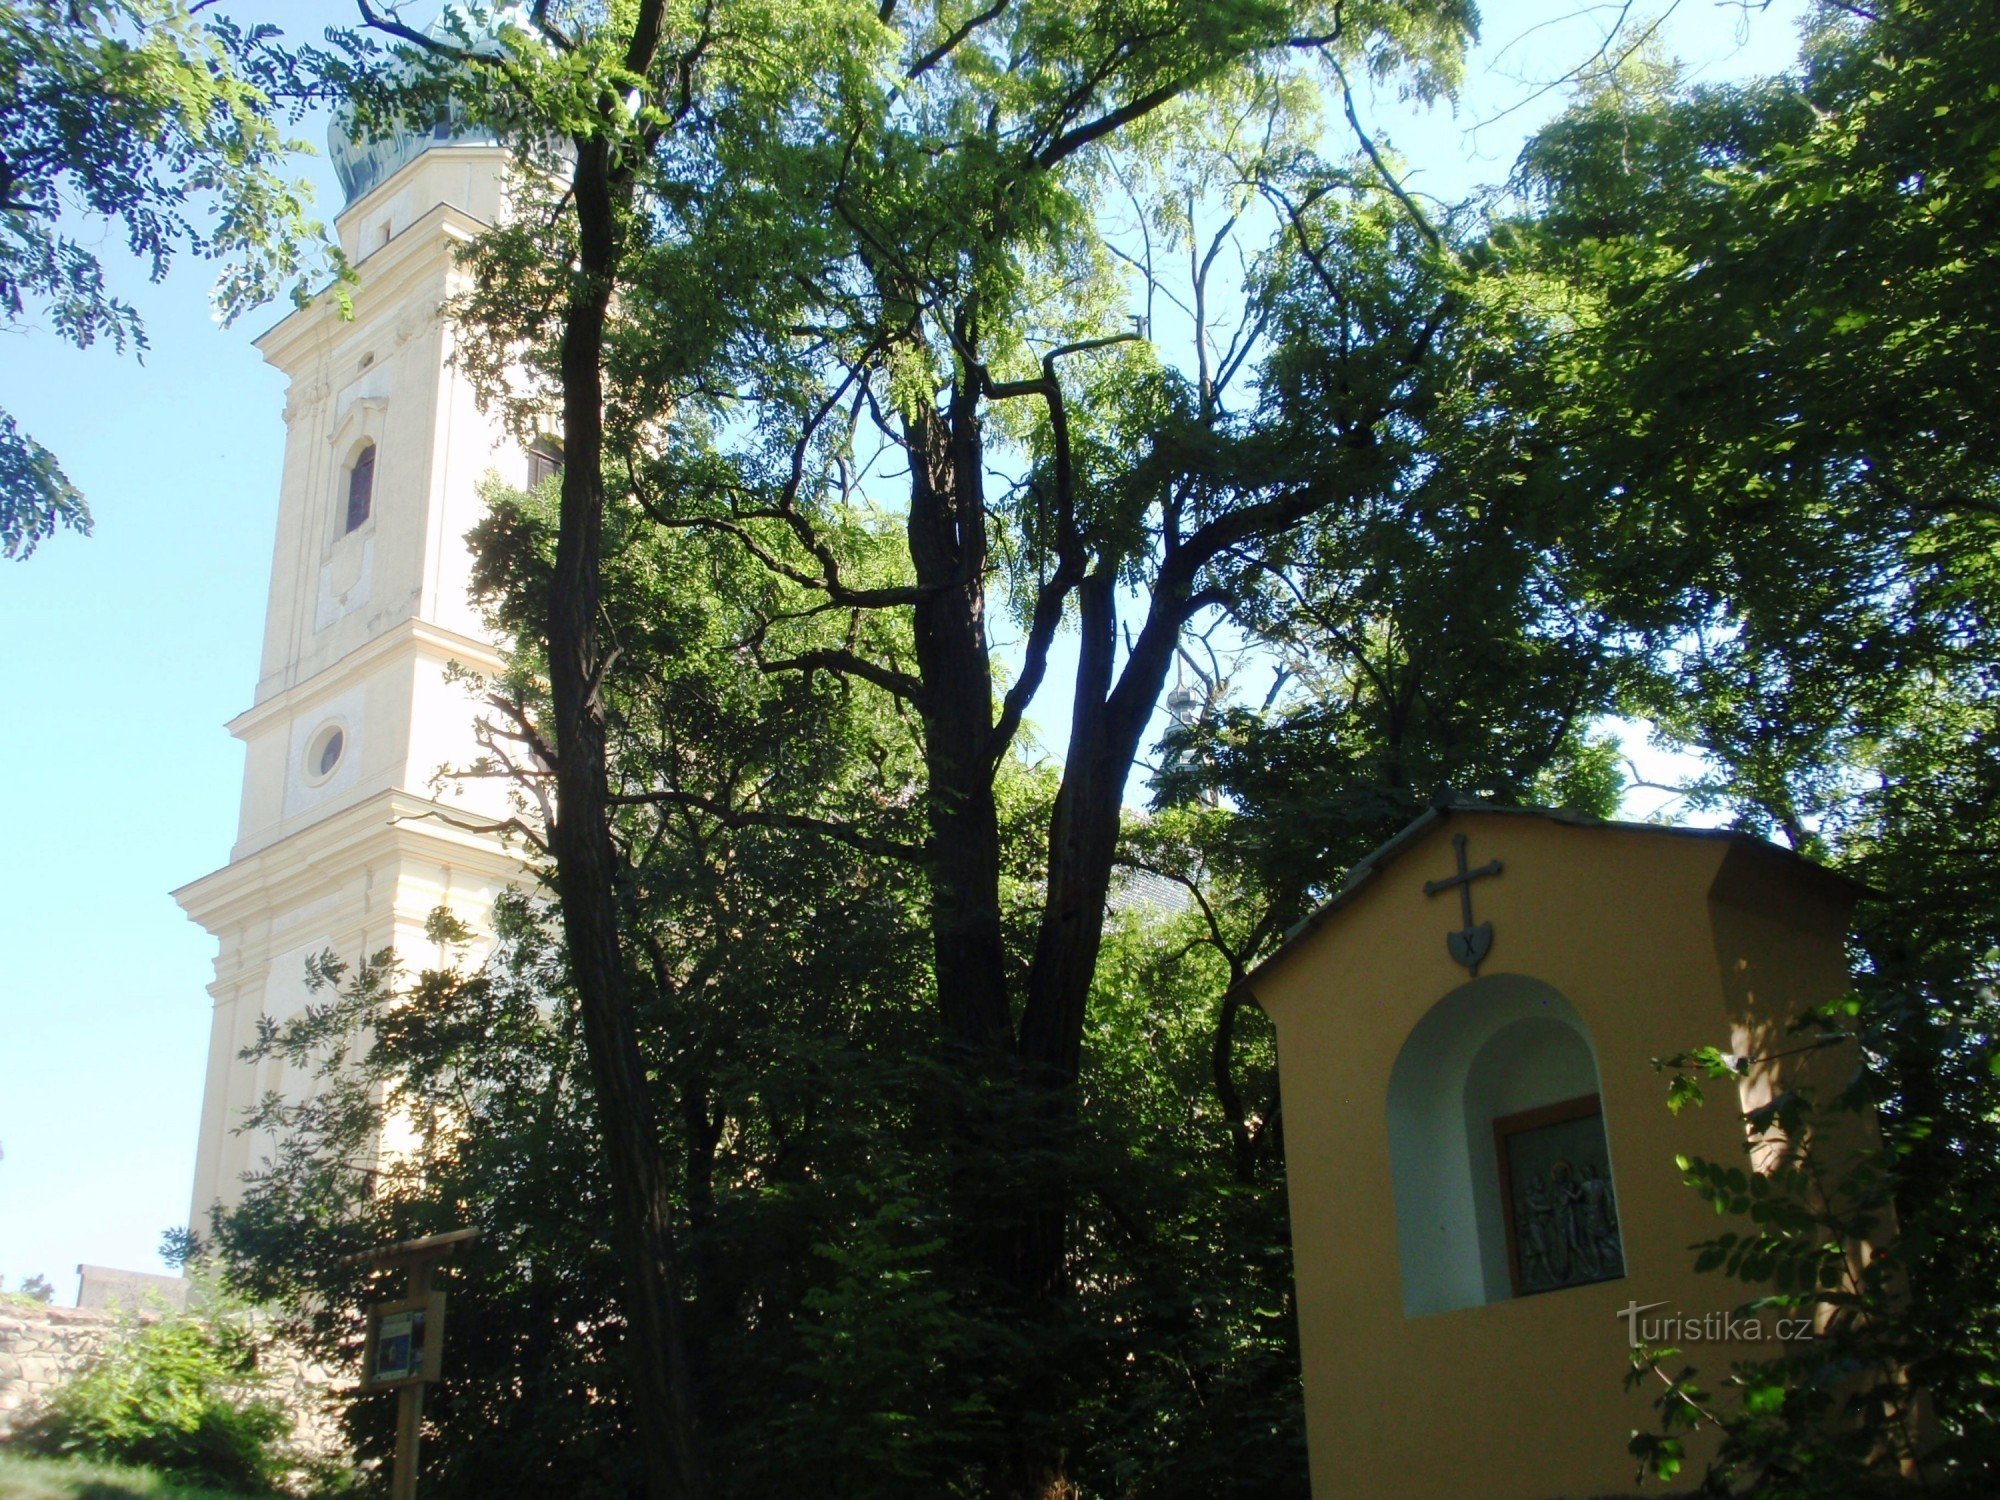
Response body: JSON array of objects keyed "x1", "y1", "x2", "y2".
[
  {"x1": 1142, "y1": 167, "x2": 1635, "y2": 933},
  {"x1": 1491, "y1": 0, "x2": 2000, "y2": 1475},
  {"x1": 0, "y1": 0, "x2": 337, "y2": 558},
  {"x1": 1123, "y1": 178, "x2": 1635, "y2": 1178},
  {"x1": 15, "y1": 1272, "x2": 55, "y2": 1304},
  {"x1": 1142, "y1": 2, "x2": 2000, "y2": 1478},
  {"x1": 210, "y1": 478, "x2": 1314, "y2": 1492},
  {"x1": 324, "y1": 3, "x2": 1471, "y2": 1491}
]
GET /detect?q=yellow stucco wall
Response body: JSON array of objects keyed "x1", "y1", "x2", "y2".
[{"x1": 1249, "y1": 809, "x2": 1859, "y2": 1498}]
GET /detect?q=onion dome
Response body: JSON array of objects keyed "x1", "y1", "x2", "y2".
[{"x1": 326, "y1": 10, "x2": 506, "y2": 204}]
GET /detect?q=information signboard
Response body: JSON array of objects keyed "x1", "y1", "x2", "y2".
[{"x1": 363, "y1": 1293, "x2": 447, "y2": 1390}]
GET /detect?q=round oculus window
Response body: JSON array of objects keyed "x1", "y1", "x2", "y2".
[{"x1": 306, "y1": 724, "x2": 346, "y2": 781}]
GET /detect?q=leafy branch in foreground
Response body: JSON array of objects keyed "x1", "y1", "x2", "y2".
[
  {"x1": 1627, "y1": 1007, "x2": 1997, "y2": 1496},
  {"x1": 1, "y1": 0, "x2": 344, "y2": 558}
]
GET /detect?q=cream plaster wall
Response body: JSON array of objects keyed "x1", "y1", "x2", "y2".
[
  {"x1": 228, "y1": 624, "x2": 516, "y2": 860},
  {"x1": 335, "y1": 149, "x2": 509, "y2": 266},
  {"x1": 177, "y1": 143, "x2": 534, "y2": 1232},
  {"x1": 183, "y1": 819, "x2": 521, "y2": 1223}
]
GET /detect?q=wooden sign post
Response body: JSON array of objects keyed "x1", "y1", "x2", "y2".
[{"x1": 350, "y1": 1228, "x2": 478, "y2": 1500}]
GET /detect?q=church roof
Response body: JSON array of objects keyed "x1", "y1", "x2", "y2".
[
  {"x1": 329, "y1": 107, "x2": 500, "y2": 204},
  {"x1": 326, "y1": 10, "x2": 507, "y2": 204},
  {"x1": 1238, "y1": 792, "x2": 1869, "y2": 998},
  {"x1": 1107, "y1": 864, "x2": 1193, "y2": 918}
]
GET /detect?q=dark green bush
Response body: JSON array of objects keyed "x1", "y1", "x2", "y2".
[{"x1": 13, "y1": 1308, "x2": 295, "y2": 1495}]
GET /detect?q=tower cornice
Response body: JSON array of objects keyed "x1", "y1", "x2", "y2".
[
  {"x1": 336, "y1": 141, "x2": 511, "y2": 230},
  {"x1": 254, "y1": 194, "x2": 496, "y2": 372},
  {"x1": 173, "y1": 786, "x2": 533, "y2": 940},
  {"x1": 233, "y1": 616, "x2": 509, "y2": 733}
]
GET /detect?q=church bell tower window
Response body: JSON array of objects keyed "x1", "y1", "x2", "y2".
[
  {"x1": 344, "y1": 443, "x2": 376, "y2": 533},
  {"x1": 304, "y1": 722, "x2": 346, "y2": 784},
  {"x1": 527, "y1": 436, "x2": 564, "y2": 488}
]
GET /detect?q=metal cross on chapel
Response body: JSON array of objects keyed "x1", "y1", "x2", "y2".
[{"x1": 1423, "y1": 832, "x2": 1503, "y2": 975}]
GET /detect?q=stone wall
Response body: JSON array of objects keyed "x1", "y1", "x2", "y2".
[
  {"x1": 0, "y1": 1300, "x2": 119, "y2": 1438},
  {"x1": 0, "y1": 1298, "x2": 347, "y2": 1467},
  {"x1": 77, "y1": 1265, "x2": 190, "y2": 1313}
]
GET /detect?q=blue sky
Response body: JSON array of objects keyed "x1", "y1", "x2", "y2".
[{"x1": 0, "y1": 0, "x2": 1809, "y2": 1300}]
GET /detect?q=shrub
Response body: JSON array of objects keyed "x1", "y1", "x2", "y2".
[
  {"x1": 1629, "y1": 1005, "x2": 2000, "y2": 1497},
  {"x1": 12, "y1": 1304, "x2": 295, "y2": 1495}
]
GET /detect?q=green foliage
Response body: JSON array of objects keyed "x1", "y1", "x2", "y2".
[
  {"x1": 215, "y1": 928, "x2": 659, "y2": 1498},
  {"x1": 1630, "y1": 1014, "x2": 1998, "y2": 1497},
  {"x1": 1069, "y1": 917, "x2": 1306, "y2": 1498},
  {"x1": 1145, "y1": 185, "x2": 1631, "y2": 949},
  {"x1": 0, "y1": 415, "x2": 86, "y2": 561},
  {"x1": 1504, "y1": 0, "x2": 2000, "y2": 846},
  {"x1": 0, "y1": 0, "x2": 339, "y2": 558},
  {"x1": 10, "y1": 1303, "x2": 296, "y2": 1496},
  {"x1": 7, "y1": 1272, "x2": 57, "y2": 1305},
  {"x1": 0, "y1": 1451, "x2": 278, "y2": 1500}
]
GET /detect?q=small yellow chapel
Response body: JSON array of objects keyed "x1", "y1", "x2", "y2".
[{"x1": 1244, "y1": 794, "x2": 1866, "y2": 1499}]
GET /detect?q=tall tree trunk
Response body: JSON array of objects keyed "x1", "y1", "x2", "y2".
[
  {"x1": 901, "y1": 339, "x2": 1210, "y2": 1318},
  {"x1": 906, "y1": 386, "x2": 1013, "y2": 1058},
  {"x1": 1014, "y1": 577, "x2": 1190, "y2": 1293},
  {"x1": 904, "y1": 377, "x2": 1077, "y2": 1457},
  {"x1": 548, "y1": 133, "x2": 702, "y2": 1500}
]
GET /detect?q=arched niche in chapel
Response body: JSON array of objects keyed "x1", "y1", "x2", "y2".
[{"x1": 1387, "y1": 973, "x2": 1624, "y2": 1316}]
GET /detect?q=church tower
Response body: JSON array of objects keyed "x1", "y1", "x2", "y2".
[{"x1": 175, "y1": 119, "x2": 534, "y2": 1228}]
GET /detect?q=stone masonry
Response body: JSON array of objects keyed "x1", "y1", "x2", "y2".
[
  {"x1": 0, "y1": 1299, "x2": 120, "y2": 1438},
  {"x1": 0, "y1": 1297, "x2": 346, "y2": 1467}
]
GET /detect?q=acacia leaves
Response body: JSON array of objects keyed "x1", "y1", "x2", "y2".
[
  {"x1": 1505, "y1": 0, "x2": 2000, "y2": 842},
  {"x1": 1498, "y1": 6, "x2": 2000, "y2": 1486},
  {"x1": 1, "y1": 0, "x2": 338, "y2": 557}
]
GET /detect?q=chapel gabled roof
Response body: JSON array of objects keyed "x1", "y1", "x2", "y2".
[{"x1": 1237, "y1": 791, "x2": 1870, "y2": 998}]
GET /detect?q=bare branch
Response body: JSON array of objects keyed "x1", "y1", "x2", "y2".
[
  {"x1": 907, "y1": 0, "x2": 1012, "y2": 82},
  {"x1": 354, "y1": 0, "x2": 468, "y2": 56},
  {"x1": 608, "y1": 789, "x2": 923, "y2": 861},
  {"x1": 1331, "y1": 58, "x2": 1441, "y2": 249},
  {"x1": 529, "y1": 0, "x2": 578, "y2": 52},
  {"x1": 975, "y1": 335, "x2": 1140, "y2": 762},
  {"x1": 394, "y1": 806, "x2": 551, "y2": 856},
  {"x1": 1039, "y1": 80, "x2": 1186, "y2": 170},
  {"x1": 760, "y1": 646, "x2": 926, "y2": 702},
  {"x1": 626, "y1": 453, "x2": 929, "y2": 609}
]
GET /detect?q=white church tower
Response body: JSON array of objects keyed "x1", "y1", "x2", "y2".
[{"x1": 175, "y1": 117, "x2": 535, "y2": 1228}]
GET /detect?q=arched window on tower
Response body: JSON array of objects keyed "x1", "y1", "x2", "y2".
[
  {"x1": 344, "y1": 443, "x2": 376, "y2": 533},
  {"x1": 528, "y1": 436, "x2": 564, "y2": 488}
]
